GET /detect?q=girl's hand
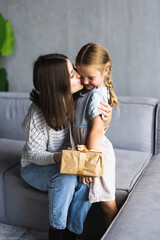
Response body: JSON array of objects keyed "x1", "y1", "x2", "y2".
[
  {"x1": 98, "y1": 101, "x2": 112, "y2": 129},
  {"x1": 67, "y1": 147, "x2": 74, "y2": 150},
  {"x1": 79, "y1": 176, "x2": 93, "y2": 184}
]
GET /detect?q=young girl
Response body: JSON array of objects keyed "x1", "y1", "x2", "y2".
[{"x1": 71, "y1": 43, "x2": 119, "y2": 228}]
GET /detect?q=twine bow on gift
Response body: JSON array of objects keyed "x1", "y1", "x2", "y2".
[
  {"x1": 77, "y1": 145, "x2": 97, "y2": 152},
  {"x1": 77, "y1": 145, "x2": 89, "y2": 152},
  {"x1": 76, "y1": 145, "x2": 89, "y2": 175}
]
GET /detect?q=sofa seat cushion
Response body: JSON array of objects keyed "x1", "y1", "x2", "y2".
[
  {"x1": 4, "y1": 164, "x2": 49, "y2": 231},
  {"x1": 0, "y1": 138, "x2": 25, "y2": 222},
  {"x1": 115, "y1": 149, "x2": 152, "y2": 191},
  {"x1": 0, "y1": 138, "x2": 25, "y2": 171},
  {"x1": 4, "y1": 165, "x2": 128, "y2": 237}
]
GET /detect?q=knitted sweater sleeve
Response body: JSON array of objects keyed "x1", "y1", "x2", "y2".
[{"x1": 21, "y1": 104, "x2": 56, "y2": 166}]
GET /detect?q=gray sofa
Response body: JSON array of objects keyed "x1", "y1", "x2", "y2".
[{"x1": 0, "y1": 92, "x2": 160, "y2": 240}]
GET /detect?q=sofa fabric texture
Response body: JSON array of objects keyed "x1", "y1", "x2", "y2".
[
  {"x1": 0, "y1": 92, "x2": 159, "y2": 239},
  {"x1": 106, "y1": 97, "x2": 157, "y2": 153},
  {"x1": 0, "y1": 92, "x2": 30, "y2": 140}
]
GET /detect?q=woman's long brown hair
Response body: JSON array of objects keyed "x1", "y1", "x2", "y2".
[{"x1": 30, "y1": 54, "x2": 75, "y2": 130}]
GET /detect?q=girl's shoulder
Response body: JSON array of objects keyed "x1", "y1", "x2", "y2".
[
  {"x1": 91, "y1": 86, "x2": 108, "y2": 95},
  {"x1": 90, "y1": 86, "x2": 109, "y2": 102}
]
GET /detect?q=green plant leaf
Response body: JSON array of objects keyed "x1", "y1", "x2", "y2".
[
  {"x1": 1, "y1": 20, "x2": 14, "y2": 56},
  {"x1": 0, "y1": 68, "x2": 7, "y2": 91},
  {"x1": 0, "y1": 12, "x2": 6, "y2": 50}
]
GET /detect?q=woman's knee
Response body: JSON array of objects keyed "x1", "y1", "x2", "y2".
[{"x1": 49, "y1": 173, "x2": 78, "y2": 190}]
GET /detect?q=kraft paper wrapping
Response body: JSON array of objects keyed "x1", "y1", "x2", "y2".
[{"x1": 60, "y1": 145, "x2": 104, "y2": 177}]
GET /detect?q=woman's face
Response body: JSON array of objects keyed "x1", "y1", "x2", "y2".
[{"x1": 67, "y1": 59, "x2": 83, "y2": 94}]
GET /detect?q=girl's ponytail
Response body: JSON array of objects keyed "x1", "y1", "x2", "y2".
[{"x1": 104, "y1": 64, "x2": 119, "y2": 107}]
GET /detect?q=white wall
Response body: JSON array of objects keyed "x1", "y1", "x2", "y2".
[{"x1": 1, "y1": 0, "x2": 160, "y2": 98}]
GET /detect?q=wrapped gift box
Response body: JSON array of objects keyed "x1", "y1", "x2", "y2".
[{"x1": 60, "y1": 146, "x2": 104, "y2": 177}]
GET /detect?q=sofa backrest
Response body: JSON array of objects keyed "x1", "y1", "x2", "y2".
[
  {"x1": 0, "y1": 92, "x2": 31, "y2": 141},
  {"x1": 155, "y1": 101, "x2": 160, "y2": 154},
  {"x1": 0, "y1": 93, "x2": 158, "y2": 152},
  {"x1": 106, "y1": 96, "x2": 158, "y2": 153}
]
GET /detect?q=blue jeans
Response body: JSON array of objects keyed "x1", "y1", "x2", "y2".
[{"x1": 20, "y1": 164, "x2": 91, "y2": 234}]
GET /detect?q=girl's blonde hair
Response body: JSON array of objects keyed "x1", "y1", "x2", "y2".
[{"x1": 76, "y1": 43, "x2": 119, "y2": 107}]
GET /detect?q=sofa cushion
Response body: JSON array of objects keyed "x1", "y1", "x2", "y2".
[
  {"x1": 4, "y1": 164, "x2": 49, "y2": 231},
  {"x1": 102, "y1": 154, "x2": 160, "y2": 240},
  {"x1": 0, "y1": 138, "x2": 25, "y2": 222},
  {"x1": 0, "y1": 138, "x2": 25, "y2": 171},
  {"x1": 4, "y1": 163, "x2": 128, "y2": 235},
  {"x1": 155, "y1": 101, "x2": 160, "y2": 154},
  {"x1": 115, "y1": 149, "x2": 152, "y2": 192},
  {"x1": 106, "y1": 97, "x2": 158, "y2": 153},
  {"x1": 4, "y1": 166, "x2": 128, "y2": 237},
  {"x1": 0, "y1": 92, "x2": 31, "y2": 140}
]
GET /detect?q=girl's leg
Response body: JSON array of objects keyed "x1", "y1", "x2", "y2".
[
  {"x1": 100, "y1": 200, "x2": 118, "y2": 228},
  {"x1": 48, "y1": 227, "x2": 65, "y2": 240},
  {"x1": 64, "y1": 228, "x2": 77, "y2": 240}
]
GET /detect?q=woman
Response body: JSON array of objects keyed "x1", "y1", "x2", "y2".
[{"x1": 20, "y1": 53, "x2": 112, "y2": 240}]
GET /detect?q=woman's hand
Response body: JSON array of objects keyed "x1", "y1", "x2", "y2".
[
  {"x1": 54, "y1": 147, "x2": 73, "y2": 166},
  {"x1": 98, "y1": 101, "x2": 112, "y2": 129},
  {"x1": 54, "y1": 152, "x2": 62, "y2": 166},
  {"x1": 79, "y1": 176, "x2": 93, "y2": 184}
]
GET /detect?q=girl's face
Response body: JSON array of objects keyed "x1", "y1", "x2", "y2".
[
  {"x1": 77, "y1": 65, "x2": 106, "y2": 92},
  {"x1": 67, "y1": 60, "x2": 83, "y2": 94}
]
